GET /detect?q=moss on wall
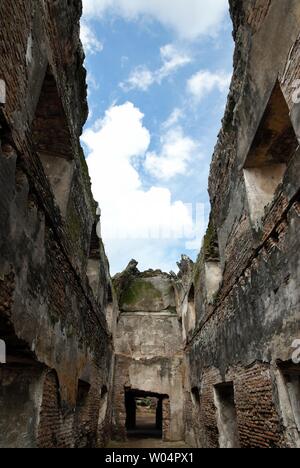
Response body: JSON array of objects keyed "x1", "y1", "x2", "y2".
[
  {"x1": 203, "y1": 216, "x2": 219, "y2": 261},
  {"x1": 78, "y1": 146, "x2": 96, "y2": 213},
  {"x1": 120, "y1": 278, "x2": 162, "y2": 309}
]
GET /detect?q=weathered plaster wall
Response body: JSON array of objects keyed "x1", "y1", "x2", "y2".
[
  {"x1": 1, "y1": 0, "x2": 299, "y2": 450},
  {"x1": 184, "y1": 0, "x2": 300, "y2": 449},
  {"x1": 0, "y1": 0, "x2": 118, "y2": 448},
  {"x1": 112, "y1": 262, "x2": 185, "y2": 442}
]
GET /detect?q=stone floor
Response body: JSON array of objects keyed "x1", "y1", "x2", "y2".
[
  {"x1": 108, "y1": 409, "x2": 191, "y2": 448},
  {"x1": 108, "y1": 439, "x2": 191, "y2": 449}
]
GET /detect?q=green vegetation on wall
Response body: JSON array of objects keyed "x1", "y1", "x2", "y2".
[{"x1": 120, "y1": 278, "x2": 162, "y2": 309}]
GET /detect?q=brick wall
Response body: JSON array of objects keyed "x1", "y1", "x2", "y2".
[
  {"x1": 0, "y1": 0, "x2": 115, "y2": 448},
  {"x1": 184, "y1": 0, "x2": 300, "y2": 449}
]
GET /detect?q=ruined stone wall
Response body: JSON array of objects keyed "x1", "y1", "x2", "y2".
[
  {"x1": 184, "y1": 0, "x2": 300, "y2": 449},
  {"x1": 112, "y1": 262, "x2": 185, "y2": 442},
  {"x1": 0, "y1": 0, "x2": 117, "y2": 448},
  {"x1": 1, "y1": 0, "x2": 299, "y2": 450}
]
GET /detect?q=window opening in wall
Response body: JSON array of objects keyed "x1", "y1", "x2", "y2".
[
  {"x1": 0, "y1": 318, "x2": 43, "y2": 448},
  {"x1": 243, "y1": 81, "x2": 298, "y2": 228},
  {"x1": 107, "y1": 284, "x2": 113, "y2": 304},
  {"x1": 32, "y1": 67, "x2": 74, "y2": 217},
  {"x1": 203, "y1": 220, "x2": 222, "y2": 304},
  {"x1": 186, "y1": 284, "x2": 196, "y2": 334},
  {"x1": 98, "y1": 385, "x2": 109, "y2": 428},
  {"x1": 205, "y1": 261, "x2": 222, "y2": 304},
  {"x1": 101, "y1": 385, "x2": 108, "y2": 398},
  {"x1": 191, "y1": 387, "x2": 200, "y2": 407},
  {"x1": 76, "y1": 379, "x2": 91, "y2": 408},
  {"x1": 87, "y1": 220, "x2": 101, "y2": 297},
  {"x1": 105, "y1": 284, "x2": 114, "y2": 332}
]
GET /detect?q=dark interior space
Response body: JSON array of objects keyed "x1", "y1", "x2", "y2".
[
  {"x1": 125, "y1": 389, "x2": 168, "y2": 439},
  {"x1": 191, "y1": 387, "x2": 200, "y2": 407}
]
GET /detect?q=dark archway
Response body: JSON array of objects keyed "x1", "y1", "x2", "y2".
[{"x1": 125, "y1": 388, "x2": 169, "y2": 439}]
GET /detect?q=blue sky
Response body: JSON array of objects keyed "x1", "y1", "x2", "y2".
[{"x1": 80, "y1": 0, "x2": 234, "y2": 275}]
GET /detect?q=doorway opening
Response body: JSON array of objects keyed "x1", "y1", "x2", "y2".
[
  {"x1": 125, "y1": 389, "x2": 169, "y2": 439},
  {"x1": 0, "y1": 312, "x2": 45, "y2": 448},
  {"x1": 214, "y1": 382, "x2": 240, "y2": 449},
  {"x1": 276, "y1": 362, "x2": 300, "y2": 447}
]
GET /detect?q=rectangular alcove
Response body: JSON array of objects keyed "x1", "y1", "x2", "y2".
[
  {"x1": 191, "y1": 387, "x2": 200, "y2": 408},
  {"x1": 214, "y1": 382, "x2": 240, "y2": 449},
  {"x1": 32, "y1": 67, "x2": 75, "y2": 217},
  {"x1": 76, "y1": 379, "x2": 91, "y2": 408},
  {"x1": 105, "y1": 284, "x2": 114, "y2": 332},
  {"x1": 186, "y1": 285, "x2": 196, "y2": 334},
  {"x1": 98, "y1": 385, "x2": 109, "y2": 428},
  {"x1": 182, "y1": 284, "x2": 197, "y2": 342},
  {"x1": 276, "y1": 363, "x2": 300, "y2": 447},
  {"x1": 203, "y1": 221, "x2": 223, "y2": 305},
  {"x1": 0, "y1": 339, "x2": 5, "y2": 363},
  {"x1": 243, "y1": 81, "x2": 299, "y2": 228},
  {"x1": 87, "y1": 221, "x2": 101, "y2": 299},
  {"x1": 0, "y1": 79, "x2": 6, "y2": 106},
  {"x1": 205, "y1": 261, "x2": 222, "y2": 304}
]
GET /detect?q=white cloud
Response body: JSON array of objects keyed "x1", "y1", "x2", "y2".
[
  {"x1": 106, "y1": 239, "x2": 186, "y2": 274},
  {"x1": 80, "y1": 21, "x2": 103, "y2": 54},
  {"x1": 159, "y1": 44, "x2": 191, "y2": 79},
  {"x1": 187, "y1": 70, "x2": 231, "y2": 102},
  {"x1": 121, "y1": 44, "x2": 191, "y2": 92},
  {"x1": 82, "y1": 0, "x2": 229, "y2": 40},
  {"x1": 145, "y1": 126, "x2": 199, "y2": 181},
  {"x1": 81, "y1": 102, "x2": 194, "y2": 272},
  {"x1": 122, "y1": 66, "x2": 155, "y2": 92},
  {"x1": 86, "y1": 71, "x2": 100, "y2": 93},
  {"x1": 162, "y1": 108, "x2": 183, "y2": 130}
]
